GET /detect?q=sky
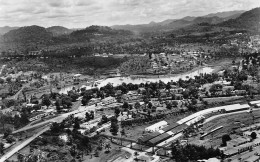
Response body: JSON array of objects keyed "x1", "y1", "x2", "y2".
[{"x1": 0, "y1": 0, "x2": 259, "y2": 28}]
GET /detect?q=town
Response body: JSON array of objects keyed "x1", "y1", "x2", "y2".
[{"x1": 0, "y1": 2, "x2": 260, "y2": 162}]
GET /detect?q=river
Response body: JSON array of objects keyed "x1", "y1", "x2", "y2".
[{"x1": 59, "y1": 67, "x2": 214, "y2": 94}]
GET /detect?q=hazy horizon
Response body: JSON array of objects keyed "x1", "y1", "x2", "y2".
[{"x1": 0, "y1": 0, "x2": 259, "y2": 28}]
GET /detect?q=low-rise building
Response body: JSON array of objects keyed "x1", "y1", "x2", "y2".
[
  {"x1": 29, "y1": 109, "x2": 55, "y2": 122},
  {"x1": 88, "y1": 98, "x2": 101, "y2": 106},
  {"x1": 145, "y1": 121, "x2": 168, "y2": 132},
  {"x1": 101, "y1": 96, "x2": 116, "y2": 105}
]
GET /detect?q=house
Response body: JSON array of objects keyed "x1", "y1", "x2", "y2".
[
  {"x1": 115, "y1": 90, "x2": 122, "y2": 96},
  {"x1": 121, "y1": 93, "x2": 141, "y2": 102},
  {"x1": 102, "y1": 53, "x2": 108, "y2": 57},
  {"x1": 170, "y1": 87, "x2": 184, "y2": 93},
  {"x1": 138, "y1": 88, "x2": 146, "y2": 94},
  {"x1": 29, "y1": 109, "x2": 55, "y2": 122},
  {"x1": 145, "y1": 121, "x2": 168, "y2": 132},
  {"x1": 101, "y1": 96, "x2": 116, "y2": 105},
  {"x1": 88, "y1": 98, "x2": 101, "y2": 106},
  {"x1": 28, "y1": 50, "x2": 42, "y2": 55},
  {"x1": 59, "y1": 134, "x2": 69, "y2": 142},
  {"x1": 222, "y1": 86, "x2": 235, "y2": 92},
  {"x1": 233, "y1": 90, "x2": 247, "y2": 95}
]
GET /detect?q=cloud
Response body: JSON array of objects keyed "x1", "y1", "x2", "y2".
[{"x1": 0, "y1": 0, "x2": 259, "y2": 28}]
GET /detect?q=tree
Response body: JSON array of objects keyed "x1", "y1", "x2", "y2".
[
  {"x1": 191, "y1": 98, "x2": 197, "y2": 105},
  {"x1": 6, "y1": 135, "x2": 15, "y2": 143},
  {"x1": 251, "y1": 132, "x2": 257, "y2": 139},
  {"x1": 6, "y1": 77, "x2": 12, "y2": 83},
  {"x1": 110, "y1": 121, "x2": 119, "y2": 135},
  {"x1": 101, "y1": 115, "x2": 108, "y2": 124},
  {"x1": 122, "y1": 102, "x2": 129, "y2": 110},
  {"x1": 104, "y1": 143, "x2": 111, "y2": 153},
  {"x1": 134, "y1": 102, "x2": 141, "y2": 110},
  {"x1": 166, "y1": 103, "x2": 172, "y2": 110},
  {"x1": 50, "y1": 122, "x2": 61, "y2": 133},
  {"x1": 222, "y1": 134, "x2": 231, "y2": 146},
  {"x1": 85, "y1": 112, "x2": 91, "y2": 121},
  {"x1": 0, "y1": 78, "x2": 4, "y2": 84},
  {"x1": 42, "y1": 95, "x2": 51, "y2": 108},
  {"x1": 20, "y1": 111, "x2": 29, "y2": 125},
  {"x1": 55, "y1": 98, "x2": 62, "y2": 112},
  {"x1": 61, "y1": 96, "x2": 73, "y2": 108},
  {"x1": 134, "y1": 151, "x2": 139, "y2": 160},
  {"x1": 147, "y1": 102, "x2": 153, "y2": 109},
  {"x1": 68, "y1": 91, "x2": 79, "y2": 102},
  {"x1": 0, "y1": 112, "x2": 8, "y2": 131},
  {"x1": 74, "y1": 118, "x2": 80, "y2": 130},
  {"x1": 0, "y1": 142, "x2": 4, "y2": 154},
  {"x1": 114, "y1": 107, "x2": 120, "y2": 117},
  {"x1": 4, "y1": 128, "x2": 12, "y2": 138},
  {"x1": 172, "y1": 101, "x2": 178, "y2": 107},
  {"x1": 90, "y1": 111, "x2": 94, "y2": 120},
  {"x1": 120, "y1": 129, "x2": 126, "y2": 136}
]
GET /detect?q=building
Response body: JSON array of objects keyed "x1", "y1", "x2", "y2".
[
  {"x1": 59, "y1": 134, "x2": 69, "y2": 142},
  {"x1": 29, "y1": 109, "x2": 55, "y2": 122},
  {"x1": 88, "y1": 98, "x2": 101, "y2": 106},
  {"x1": 170, "y1": 86, "x2": 184, "y2": 93},
  {"x1": 151, "y1": 62, "x2": 159, "y2": 70},
  {"x1": 145, "y1": 121, "x2": 168, "y2": 132},
  {"x1": 101, "y1": 96, "x2": 116, "y2": 105},
  {"x1": 28, "y1": 50, "x2": 42, "y2": 55},
  {"x1": 223, "y1": 104, "x2": 250, "y2": 113},
  {"x1": 121, "y1": 93, "x2": 141, "y2": 102}
]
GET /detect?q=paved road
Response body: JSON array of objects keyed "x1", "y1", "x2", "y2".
[
  {"x1": 1, "y1": 104, "x2": 95, "y2": 161},
  {"x1": 13, "y1": 105, "x2": 95, "y2": 134},
  {"x1": 0, "y1": 125, "x2": 51, "y2": 162}
]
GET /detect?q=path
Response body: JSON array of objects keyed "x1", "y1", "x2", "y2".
[
  {"x1": 13, "y1": 104, "x2": 95, "y2": 134},
  {"x1": 0, "y1": 125, "x2": 51, "y2": 162},
  {"x1": 204, "y1": 108, "x2": 260, "y2": 124},
  {"x1": 2, "y1": 104, "x2": 95, "y2": 161}
]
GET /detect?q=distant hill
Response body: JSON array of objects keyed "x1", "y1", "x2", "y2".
[
  {"x1": 2, "y1": 25, "x2": 52, "y2": 43},
  {"x1": 0, "y1": 26, "x2": 19, "y2": 35},
  {"x1": 219, "y1": 7, "x2": 260, "y2": 31},
  {"x1": 192, "y1": 16, "x2": 224, "y2": 24},
  {"x1": 111, "y1": 10, "x2": 244, "y2": 33},
  {"x1": 46, "y1": 26, "x2": 73, "y2": 36},
  {"x1": 204, "y1": 10, "x2": 245, "y2": 18},
  {"x1": 0, "y1": 25, "x2": 133, "y2": 51},
  {"x1": 70, "y1": 25, "x2": 133, "y2": 41}
]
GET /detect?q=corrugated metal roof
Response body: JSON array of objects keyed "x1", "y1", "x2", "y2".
[{"x1": 149, "y1": 133, "x2": 171, "y2": 145}]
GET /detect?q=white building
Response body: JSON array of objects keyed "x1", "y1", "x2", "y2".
[{"x1": 145, "y1": 121, "x2": 168, "y2": 132}]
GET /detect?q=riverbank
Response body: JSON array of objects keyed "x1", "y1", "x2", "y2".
[
  {"x1": 59, "y1": 58, "x2": 234, "y2": 93},
  {"x1": 129, "y1": 65, "x2": 210, "y2": 79}
]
